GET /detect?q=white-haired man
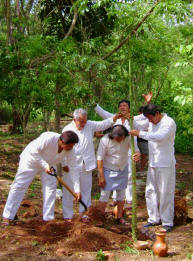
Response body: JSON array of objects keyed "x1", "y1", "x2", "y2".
[{"x1": 62, "y1": 108, "x2": 121, "y2": 221}]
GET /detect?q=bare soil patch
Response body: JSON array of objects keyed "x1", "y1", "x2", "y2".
[{"x1": 0, "y1": 132, "x2": 192, "y2": 260}]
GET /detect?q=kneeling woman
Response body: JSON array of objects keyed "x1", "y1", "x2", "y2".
[{"x1": 97, "y1": 125, "x2": 140, "y2": 223}]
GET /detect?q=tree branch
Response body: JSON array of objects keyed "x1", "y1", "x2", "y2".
[
  {"x1": 97, "y1": 0, "x2": 160, "y2": 63},
  {"x1": 25, "y1": 0, "x2": 34, "y2": 16},
  {"x1": 64, "y1": 1, "x2": 78, "y2": 40},
  {"x1": 29, "y1": 51, "x2": 56, "y2": 68},
  {"x1": 154, "y1": 66, "x2": 170, "y2": 101}
]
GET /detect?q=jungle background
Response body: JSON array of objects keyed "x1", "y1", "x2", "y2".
[{"x1": 0, "y1": 0, "x2": 193, "y2": 260}]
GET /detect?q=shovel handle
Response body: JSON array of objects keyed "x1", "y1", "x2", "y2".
[
  {"x1": 56, "y1": 176, "x2": 87, "y2": 211},
  {"x1": 48, "y1": 167, "x2": 87, "y2": 211},
  {"x1": 55, "y1": 174, "x2": 87, "y2": 211},
  {"x1": 56, "y1": 176, "x2": 77, "y2": 198}
]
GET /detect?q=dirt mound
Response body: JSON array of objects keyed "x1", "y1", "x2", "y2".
[
  {"x1": 174, "y1": 197, "x2": 188, "y2": 225},
  {"x1": 4, "y1": 217, "x2": 130, "y2": 254},
  {"x1": 84, "y1": 205, "x2": 106, "y2": 223},
  {"x1": 62, "y1": 225, "x2": 129, "y2": 253}
]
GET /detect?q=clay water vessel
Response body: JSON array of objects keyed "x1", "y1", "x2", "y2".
[{"x1": 153, "y1": 230, "x2": 168, "y2": 257}]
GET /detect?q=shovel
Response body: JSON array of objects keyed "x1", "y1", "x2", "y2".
[{"x1": 48, "y1": 167, "x2": 87, "y2": 211}]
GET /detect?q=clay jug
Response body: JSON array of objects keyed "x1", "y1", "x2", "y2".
[{"x1": 153, "y1": 231, "x2": 168, "y2": 257}]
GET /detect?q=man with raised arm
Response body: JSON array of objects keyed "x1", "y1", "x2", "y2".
[{"x1": 94, "y1": 94, "x2": 151, "y2": 208}]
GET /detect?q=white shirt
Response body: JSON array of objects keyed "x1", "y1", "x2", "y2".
[
  {"x1": 134, "y1": 114, "x2": 149, "y2": 131},
  {"x1": 62, "y1": 117, "x2": 114, "y2": 172},
  {"x1": 20, "y1": 132, "x2": 80, "y2": 192},
  {"x1": 97, "y1": 135, "x2": 131, "y2": 171},
  {"x1": 94, "y1": 104, "x2": 139, "y2": 155},
  {"x1": 139, "y1": 114, "x2": 176, "y2": 167}
]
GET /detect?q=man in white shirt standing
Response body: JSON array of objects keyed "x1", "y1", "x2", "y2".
[
  {"x1": 62, "y1": 108, "x2": 121, "y2": 221},
  {"x1": 130, "y1": 104, "x2": 176, "y2": 232},
  {"x1": 2, "y1": 131, "x2": 80, "y2": 225}
]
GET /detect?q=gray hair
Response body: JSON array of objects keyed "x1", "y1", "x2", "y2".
[{"x1": 73, "y1": 108, "x2": 88, "y2": 119}]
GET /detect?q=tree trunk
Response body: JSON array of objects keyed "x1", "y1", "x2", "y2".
[
  {"x1": 5, "y1": 0, "x2": 12, "y2": 46},
  {"x1": 43, "y1": 109, "x2": 51, "y2": 131},
  {"x1": 12, "y1": 108, "x2": 22, "y2": 133},
  {"x1": 129, "y1": 54, "x2": 137, "y2": 242},
  {"x1": 54, "y1": 82, "x2": 61, "y2": 133}
]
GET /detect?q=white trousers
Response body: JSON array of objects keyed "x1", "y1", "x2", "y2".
[
  {"x1": 3, "y1": 161, "x2": 57, "y2": 221},
  {"x1": 112, "y1": 155, "x2": 132, "y2": 203},
  {"x1": 62, "y1": 164, "x2": 92, "y2": 219},
  {"x1": 146, "y1": 165, "x2": 176, "y2": 226}
]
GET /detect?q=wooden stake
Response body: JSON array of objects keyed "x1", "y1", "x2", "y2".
[{"x1": 129, "y1": 51, "x2": 137, "y2": 242}]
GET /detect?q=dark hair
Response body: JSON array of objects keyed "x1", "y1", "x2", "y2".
[
  {"x1": 60, "y1": 131, "x2": 79, "y2": 144},
  {"x1": 143, "y1": 104, "x2": 161, "y2": 117},
  {"x1": 139, "y1": 106, "x2": 145, "y2": 113},
  {"x1": 118, "y1": 100, "x2": 130, "y2": 108},
  {"x1": 108, "y1": 125, "x2": 129, "y2": 139}
]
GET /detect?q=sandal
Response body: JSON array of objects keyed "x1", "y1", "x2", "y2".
[
  {"x1": 64, "y1": 218, "x2": 73, "y2": 224},
  {"x1": 81, "y1": 215, "x2": 91, "y2": 223},
  {"x1": 0, "y1": 221, "x2": 10, "y2": 227}
]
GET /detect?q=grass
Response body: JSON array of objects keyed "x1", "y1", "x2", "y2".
[
  {"x1": 176, "y1": 182, "x2": 186, "y2": 190},
  {"x1": 96, "y1": 249, "x2": 106, "y2": 261},
  {"x1": 187, "y1": 199, "x2": 193, "y2": 207},
  {"x1": 0, "y1": 172, "x2": 14, "y2": 180},
  {"x1": 92, "y1": 192, "x2": 101, "y2": 200}
]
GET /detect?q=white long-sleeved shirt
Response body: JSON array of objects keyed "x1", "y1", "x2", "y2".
[
  {"x1": 62, "y1": 117, "x2": 115, "y2": 172},
  {"x1": 134, "y1": 114, "x2": 149, "y2": 131},
  {"x1": 139, "y1": 114, "x2": 176, "y2": 167},
  {"x1": 95, "y1": 104, "x2": 149, "y2": 131},
  {"x1": 20, "y1": 132, "x2": 80, "y2": 192},
  {"x1": 94, "y1": 104, "x2": 139, "y2": 154},
  {"x1": 97, "y1": 135, "x2": 132, "y2": 171}
]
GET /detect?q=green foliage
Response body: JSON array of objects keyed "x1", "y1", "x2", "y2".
[
  {"x1": 0, "y1": 102, "x2": 12, "y2": 124},
  {"x1": 0, "y1": 0, "x2": 192, "y2": 154},
  {"x1": 96, "y1": 249, "x2": 106, "y2": 261},
  {"x1": 32, "y1": 241, "x2": 39, "y2": 247},
  {"x1": 124, "y1": 245, "x2": 138, "y2": 255}
]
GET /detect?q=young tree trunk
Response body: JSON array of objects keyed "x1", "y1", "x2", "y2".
[
  {"x1": 54, "y1": 82, "x2": 61, "y2": 133},
  {"x1": 5, "y1": 0, "x2": 12, "y2": 46},
  {"x1": 12, "y1": 108, "x2": 22, "y2": 133},
  {"x1": 43, "y1": 109, "x2": 51, "y2": 131},
  {"x1": 129, "y1": 54, "x2": 137, "y2": 242}
]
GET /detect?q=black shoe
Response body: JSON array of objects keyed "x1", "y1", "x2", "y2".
[
  {"x1": 162, "y1": 225, "x2": 173, "y2": 232},
  {"x1": 143, "y1": 222, "x2": 161, "y2": 228}
]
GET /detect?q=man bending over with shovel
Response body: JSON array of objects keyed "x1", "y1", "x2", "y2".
[{"x1": 2, "y1": 131, "x2": 79, "y2": 226}]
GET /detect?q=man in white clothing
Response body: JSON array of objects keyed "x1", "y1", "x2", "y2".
[
  {"x1": 62, "y1": 108, "x2": 121, "y2": 221},
  {"x1": 2, "y1": 131, "x2": 79, "y2": 225},
  {"x1": 130, "y1": 104, "x2": 176, "y2": 232}
]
